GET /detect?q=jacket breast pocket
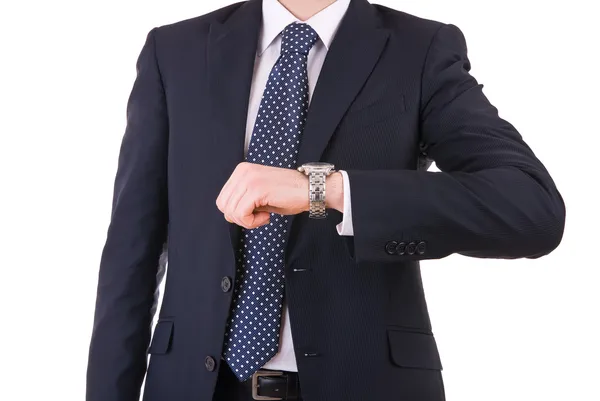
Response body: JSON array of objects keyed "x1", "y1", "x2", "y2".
[
  {"x1": 148, "y1": 320, "x2": 174, "y2": 355},
  {"x1": 343, "y1": 93, "x2": 406, "y2": 128},
  {"x1": 387, "y1": 328, "x2": 443, "y2": 370}
]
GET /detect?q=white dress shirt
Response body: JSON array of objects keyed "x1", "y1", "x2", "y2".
[{"x1": 242, "y1": 0, "x2": 352, "y2": 372}]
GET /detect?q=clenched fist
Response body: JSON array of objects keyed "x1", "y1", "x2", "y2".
[{"x1": 216, "y1": 162, "x2": 343, "y2": 229}]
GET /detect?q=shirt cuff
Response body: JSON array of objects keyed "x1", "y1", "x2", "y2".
[{"x1": 335, "y1": 170, "x2": 354, "y2": 236}]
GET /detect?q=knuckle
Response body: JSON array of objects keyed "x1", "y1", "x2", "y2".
[
  {"x1": 237, "y1": 162, "x2": 252, "y2": 174},
  {"x1": 251, "y1": 189, "x2": 267, "y2": 206}
]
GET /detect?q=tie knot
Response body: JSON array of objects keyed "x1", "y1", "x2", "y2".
[{"x1": 280, "y1": 22, "x2": 319, "y2": 55}]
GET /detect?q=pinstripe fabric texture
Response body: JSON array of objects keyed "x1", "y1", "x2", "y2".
[{"x1": 86, "y1": 0, "x2": 565, "y2": 400}]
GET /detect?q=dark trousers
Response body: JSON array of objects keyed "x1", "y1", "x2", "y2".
[{"x1": 212, "y1": 361, "x2": 303, "y2": 401}]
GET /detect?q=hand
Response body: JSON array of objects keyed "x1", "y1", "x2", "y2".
[
  {"x1": 216, "y1": 162, "x2": 309, "y2": 229},
  {"x1": 216, "y1": 162, "x2": 345, "y2": 229}
]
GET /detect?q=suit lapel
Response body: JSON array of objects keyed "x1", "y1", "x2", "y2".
[
  {"x1": 207, "y1": 0, "x2": 262, "y2": 251},
  {"x1": 296, "y1": 0, "x2": 390, "y2": 166},
  {"x1": 287, "y1": 0, "x2": 389, "y2": 246},
  {"x1": 207, "y1": 0, "x2": 389, "y2": 255}
]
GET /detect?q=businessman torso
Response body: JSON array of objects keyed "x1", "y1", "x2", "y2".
[
  {"x1": 155, "y1": 1, "x2": 441, "y2": 398},
  {"x1": 87, "y1": 0, "x2": 564, "y2": 400}
]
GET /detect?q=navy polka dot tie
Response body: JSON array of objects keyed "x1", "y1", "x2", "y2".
[{"x1": 222, "y1": 22, "x2": 319, "y2": 382}]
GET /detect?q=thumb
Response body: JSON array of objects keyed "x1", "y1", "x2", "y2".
[
  {"x1": 255, "y1": 206, "x2": 288, "y2": 215},
  {"x1": 246, "y1": 211, "x2": 271, "y2": 229}
]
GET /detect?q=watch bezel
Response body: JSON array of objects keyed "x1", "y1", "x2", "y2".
[{"x1": 297, "y1": 162, "x2": 336, "y2": 175}]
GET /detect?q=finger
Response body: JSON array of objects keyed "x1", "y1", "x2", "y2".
[
  {"x1": 216, "y1": 176, "x2": 235, "y2": 213},
  {"x1": 247, "y1": 211, "x2": 271, "y2": 229},
  {"x1": 255, "y1": 205, "x2": 289, "y2": 215},
  {"x1": 236, "y1": 190, "x2": 262, "y2": 228},
  {"x1": 225, "y1": 186, "x2": 249, "y2": 227},
  {"x1": 216, "y1": 163, "x2": 248, "y2": 212}
]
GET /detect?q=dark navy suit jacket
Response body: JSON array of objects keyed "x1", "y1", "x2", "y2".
[{"x1": 86, "y1": 0, "x2": 565, "y2": 400}]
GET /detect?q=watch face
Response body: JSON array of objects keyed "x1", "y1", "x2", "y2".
[
  {"x1": 307, "y1": 162, "x2": 334, "y2": 168},
  {"x1": 298, "y1": 162, "x2": 335, "y2": 174},
  {"x1": 303, "y1": 162, "x2": 334, "y2": 172}
]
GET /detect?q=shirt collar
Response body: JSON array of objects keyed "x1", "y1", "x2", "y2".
[{"x1": 258, "y1": 0, "x2": 351, "y2": 56}]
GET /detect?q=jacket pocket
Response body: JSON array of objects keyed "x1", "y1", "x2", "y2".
[
  {"x1": 343, "y1": 94, "x2": 406, "y2": 127},
  {"x1": 387, "y1": 328, "x2": 442, "y2": 370},
  {"x1": 148, "y1": 320, "x2": 174, "y2": 355}
]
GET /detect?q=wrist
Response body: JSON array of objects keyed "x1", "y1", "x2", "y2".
[
  {"x1": 299, "y1": 172, "x2": 311, "y2": 213},
  {"x1": 326, "y1": 172, "x2": 344, "y2": 213}
]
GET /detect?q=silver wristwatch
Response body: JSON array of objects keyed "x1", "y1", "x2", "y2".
[{"x1": 297, "y1": 162, "x2": 336, "y2": 219}]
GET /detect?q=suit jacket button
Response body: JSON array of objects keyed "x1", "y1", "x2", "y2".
[
  {"x1": 221, "y1": 276, "x2": 232, "y2": 292},
  {"x1": 406, "y1": 242, "x2": 417, "y2": 255},
  {"x1": 417, "y1": 241, "x2": 426, "y2": 255},
  {"x1": 205, "y1": 356, "x2": 216, "y2": 371},
  {"x1": 385, "y1": 241, "x2": 399, "y2": 255},
  {"x1": 396, "y1": 242, "x2": 407, "y2": 255}
]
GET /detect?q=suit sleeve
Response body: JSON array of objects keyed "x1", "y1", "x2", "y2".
[
  {"x1": 345, "y1": 24, "x2": 565, "y2": 264},
  {"x1": 86, "y1": 28, "x2": 168, "y2": 401}
]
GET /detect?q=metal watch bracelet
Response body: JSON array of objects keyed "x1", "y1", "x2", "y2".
[{"x1": 308, "y1": 172, "x2": 328, "y2": 219}]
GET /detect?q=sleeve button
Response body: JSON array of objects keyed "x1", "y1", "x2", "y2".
[
  {"x1": 417, "y1": 241, "x2": 426, "y2": 255},
  {"x1": 406, "y1": 242, "x2": 417, "y2": 255},
  {"x1": 385, "y1": 241, "x2": 399, "y2": 255},
  {"x1": 395, "y1": 242, "x2": 407, "y2": 255}
]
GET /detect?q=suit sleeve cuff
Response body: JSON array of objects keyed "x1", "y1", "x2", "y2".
[{"x1": 335, "y1": 170, "x2": 354, "y2": 236}]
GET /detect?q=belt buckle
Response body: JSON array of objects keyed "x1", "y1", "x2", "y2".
[{"x1": 252, "y1": 370, "x2": 284, "y2": 400}]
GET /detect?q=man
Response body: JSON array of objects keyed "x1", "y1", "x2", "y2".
[{"x1": 86, "y1": 0, "x2": 565, "y2": 400}]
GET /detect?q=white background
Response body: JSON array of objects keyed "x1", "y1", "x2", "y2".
[{"x1": 1, "y1": 0, "x2": 598, "y2": 400}]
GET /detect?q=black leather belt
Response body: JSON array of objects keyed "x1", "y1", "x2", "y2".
[{"x1": 241, "y1": 369, "x2": 301, "y2": 400}]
